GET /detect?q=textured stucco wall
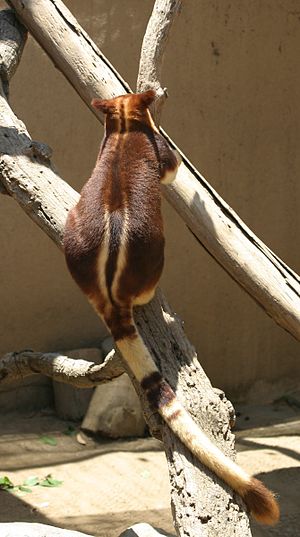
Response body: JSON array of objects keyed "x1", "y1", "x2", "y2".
[{"x1": 1, "y1": 1, "x2": 299, "y2": 399}]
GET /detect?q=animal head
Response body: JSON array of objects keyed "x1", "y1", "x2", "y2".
[{"x1": 91, "y1": 90, "x2": 157, "y2": 133}]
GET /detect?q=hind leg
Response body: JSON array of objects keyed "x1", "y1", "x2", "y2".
[{"x1": 133, "y1": 286, "x2": 156, "y2": 306}]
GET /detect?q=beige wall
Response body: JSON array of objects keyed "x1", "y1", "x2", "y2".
[{"x1": 1, "y1": 1, "x2": 300, "y2": 399}]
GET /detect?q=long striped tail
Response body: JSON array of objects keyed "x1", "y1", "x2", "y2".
[{"x1": 116, "y1": 322, "x2": 279, "y2": 526}]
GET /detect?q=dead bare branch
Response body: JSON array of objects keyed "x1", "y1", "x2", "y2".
[
  {"x1": 0, "y1": 349, "x2": 124, "y2": 388},
  {"x1": 136, "y1": 0, "x2": 182, "y2": 123}
]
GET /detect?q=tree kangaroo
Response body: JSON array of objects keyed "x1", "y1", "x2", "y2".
[{"x1": 63, "y1": 90, "x2": 279, "y2": 525}]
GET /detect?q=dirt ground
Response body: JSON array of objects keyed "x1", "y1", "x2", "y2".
[{"x1": 0, "y1": 401, "x2": 300, "y2": 537}]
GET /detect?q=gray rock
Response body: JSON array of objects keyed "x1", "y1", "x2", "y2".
[
  {"x1": 81, "y1": 372, "x2": 146, "y2": 438},
  {"x1": 53, "y1": 347, "x2": 103, "y2": 420},
  {"x1": 119, "y1": 523, "x2": 174, "y2": 537}
]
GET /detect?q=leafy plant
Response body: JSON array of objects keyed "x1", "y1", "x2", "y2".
[
  {"x1": 0, "y1": 476, "x2": 14, "y2": 490},
  {"x1": 0, "y1": 473, "x2": 63, "y2": 494},
  {"x1": 18, "y1": 485, "x2": 33, "y2": 493},
  {"x1": 23, "y1": 476, "x2": 40, "y2": 487}
]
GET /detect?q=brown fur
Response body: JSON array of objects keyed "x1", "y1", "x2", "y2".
[
  {"x1": 242, "y1": 477, "x2": 280, "y2": 525},
  {"x1": 141, "y1": 372, "x2": 176, "y2": 409},
  {"x1": 63, "y1": 91, "x2": 279, "y2": 526},
  {"x1": 64, "y1": 90, "x2": 177, "y2": 337},
  {"x1": 140, "y1": 371, "x2": 162, "y2": 391}
]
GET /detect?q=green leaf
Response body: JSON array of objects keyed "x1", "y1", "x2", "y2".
[
  {"x1": 23, "y1": 476, "x2": 39, "y2": 487},
  {"x1": 18, "y1": 485, "x2": 32, "y2": 493},
  {"x1": 40, "y1": 480, "x2": 62, "y2": 487},
  {"x1": 40, "y1": 436, "x2": 57, "y2": 446},
  {"x1": 0, "y1": 476, "x2": 14, "y2": 490},
  {"x1": 40, "y1": 474, "x2": 63, "y2": 487}
]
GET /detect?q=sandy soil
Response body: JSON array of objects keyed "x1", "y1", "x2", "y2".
[{"x1": 0, "y1": 402, "x2": 300, "y2": 537}]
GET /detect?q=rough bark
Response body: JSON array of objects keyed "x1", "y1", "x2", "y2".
[
  {"x1": 0, "y1": 8, "x2": 252, "y2": 536},
  {"x1": 6, "y1": 0, "x2": 300, "y2": 341}
]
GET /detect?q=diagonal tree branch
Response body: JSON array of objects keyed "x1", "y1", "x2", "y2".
[{"x1": 5, "y1": 0, "x2": 300, "y2": 342}]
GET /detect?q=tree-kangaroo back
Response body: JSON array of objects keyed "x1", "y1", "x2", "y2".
[{"x1": 63, "y1": 90, "x2": 279, "y2": 525}]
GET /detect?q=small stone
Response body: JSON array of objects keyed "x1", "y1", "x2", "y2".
[{"x1": 119, "y1": 523, "x2": 175, "y2": 537}]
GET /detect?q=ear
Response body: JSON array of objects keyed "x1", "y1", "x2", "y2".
[
  {"x1": 138, "y1": 89, "x2": 156, "y2": 108},
  {"x1": 91, "y1": 98, "x2": 112, "y2": 114}
]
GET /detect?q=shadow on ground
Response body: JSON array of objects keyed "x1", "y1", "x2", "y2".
[
  {"x1": 0, "y1": 410, "x2": 162, "y2": 472},
  {"x1": 250, "y1": 467, "x2": 300, "y2": 537},
  {"x1": 1, "y1": 404, "x2": 300, "y2": 537},
  {"x1": 0, "y1": 491, "x2": 172, "y2": 537}
]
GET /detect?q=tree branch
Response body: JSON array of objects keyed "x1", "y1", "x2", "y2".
[
  {"x1": 6, "y1": 0, "x2": 300, "y2": 341},
  {"x1": 0, "y1": 8, "x2": 27, "y2": 95},
  {"x1": 0, "y1": 349, "x2": 124, "y2": 388},
  {"x1": 135, "y1": 4, "x2": 249, "y2": 532},
  {"x1": 136, "y1": 0, "x2": 182, "y2": 123}
]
